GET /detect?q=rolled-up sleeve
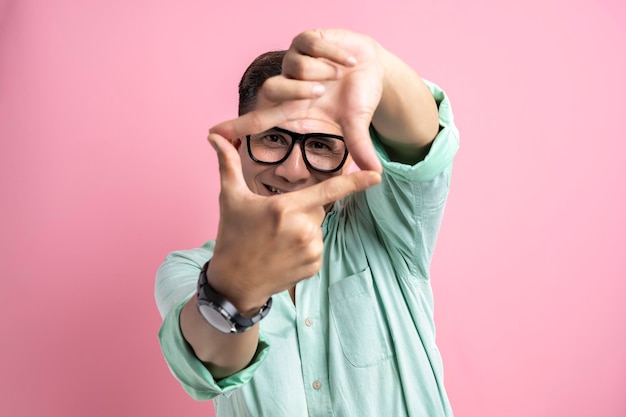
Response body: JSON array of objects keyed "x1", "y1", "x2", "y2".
[
  {"x1": 362, "y1": 80, "x2": 459, "y2": 281},
  {"x1": 372, "y1": 79, "x2": 460, "y2": 183}
]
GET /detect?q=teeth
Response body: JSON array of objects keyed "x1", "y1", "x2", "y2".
[{"x1": 269, "y1": 186, "x2": 282, "y2": 195}]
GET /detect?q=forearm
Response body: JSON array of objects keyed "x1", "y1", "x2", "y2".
[
  {"x1": 372, "y1": 47, "x2": 440, "y2": 163},
  {"x1": 180, "y1": 294, "x2": 260, "y2": 380}
]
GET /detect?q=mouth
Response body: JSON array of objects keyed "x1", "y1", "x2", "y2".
[{"x1": 264, "y1": 184, "x2": 284, "y2": 195}]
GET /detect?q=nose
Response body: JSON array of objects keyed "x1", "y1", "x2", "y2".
[{"x1": 274, "y1": 144, "x2": 311, "y2": 183}]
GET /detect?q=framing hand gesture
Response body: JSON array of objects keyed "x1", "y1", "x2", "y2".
[
  {"x1": 206, "y1": 132, "x2": 381, "y2": 313},
  {"x1": 211, "y1": 29, "x2": 388, "y2": 173}
]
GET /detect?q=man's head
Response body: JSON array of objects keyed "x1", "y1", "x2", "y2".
[{"x1": 234, "y1": 50, "x2": 353, "y2": 199}]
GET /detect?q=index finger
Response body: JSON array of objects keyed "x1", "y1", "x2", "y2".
[
  {"x1": 210, "y1": 106, "x2": 289, "y2": 140},
  {"x1": 210, "y1": 97, "x2": 334, "y2": 140},
  {"x1": 286, "y1": 170, "x2": 382, "y2": 210}
]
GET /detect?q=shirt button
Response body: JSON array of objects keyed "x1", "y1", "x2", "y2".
[
  {"x1": 304, "y1": 318, "x2": 313, "y2": 327},
  {"x1": 312, "y1": 380, "x2": 322, "y2": 390}
]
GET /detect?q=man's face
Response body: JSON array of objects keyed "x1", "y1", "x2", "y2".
[{"x1": 233, "y1": 102, "x2": 353, "y2": 198}]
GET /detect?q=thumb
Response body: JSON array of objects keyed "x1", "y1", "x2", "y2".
[
  {"x1": 295, "y1": 170, "x2": 382, "y2": 210},
  {"x1": 341, "y1": 119, "x2": 383, "y2": 173},
  {"x1": 207, "y1": 133, "x2": 249, "y2": 198}
]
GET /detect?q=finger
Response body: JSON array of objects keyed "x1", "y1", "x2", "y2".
[
  {"x1": 262, "y1": 76, "x2": 326, "y2": 102},
  {"x1": 207, "y1": 133, "x2": 249, "y2": 197},
  {"x1": 282, "y1": 52, "x2": 343, "y2": 81},
  {"x1": 288, "y1": 170, "x2": 381, "y2": 210},
  {"x1": 290, "y1": 29, "x2": 357, "y2": 67},
  {"x1": 340, "y1": 118, "x2": 383, "y2": 173},
  {"x1": 210, "y1": 99, "x2": 331, "y2": 140},
  {"x1": 210, "y1": 106, "x2": 290, "y2": 140}
]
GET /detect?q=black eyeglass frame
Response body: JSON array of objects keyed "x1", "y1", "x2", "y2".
[{"x1": 246, "y1": 126, "x2": 349, "y2": 173}]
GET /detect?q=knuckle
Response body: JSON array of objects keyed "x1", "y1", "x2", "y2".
[
  {"x1": 267, "y1": 198, "x2": 289, "y2": 220},
  {"x1": 309, "y1": 238, "x2": 323, "y2": 260},
  {"x1": 293, "y1": 30, "x2": 323, "y2": 56},
  {"x1": 294, "y1": 222, "x2": 317, "y2": 247},
  {"x1": 283, "y1": 58, "x2": 307, "y2": 79},
  {"x1": 304, "y1": 258, "x2": 323, "y2": 278},
  {"x1": 303, "y1": 29, "x2": 322, "y2": 42},
  {"x1": 261, "y1": 76, "x2": 277, "y2": 92},
  {"x1": 301, "y1": 35, "x2": 322, "y2": 56}
]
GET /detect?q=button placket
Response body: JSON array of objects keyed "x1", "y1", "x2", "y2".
[{"x1": 295, "y1": 275, "x2": 331, "y2": 415}]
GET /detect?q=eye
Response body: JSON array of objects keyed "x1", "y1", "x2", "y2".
[
  {"x1": 261, "y1": 133, "x2": 290, "y2": 147},
  {"x1": 305, "y1": 138, "x2": 344, "y2": 155},
  {"x1": 310, "y1": 140, "x2": 331, "y2": 150}
]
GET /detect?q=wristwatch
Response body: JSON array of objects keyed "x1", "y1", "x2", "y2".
[{"x1": 196, "y1": 260, "x2": 272, "y2": 334}]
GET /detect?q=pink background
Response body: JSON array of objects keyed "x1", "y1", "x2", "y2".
[{"x1": 1, "y1": 0, "x2": 624, "y2": 416}]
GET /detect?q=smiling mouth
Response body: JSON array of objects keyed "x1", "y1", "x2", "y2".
[{"x1": 265, "y1": 184, "x2": 284, "y2": 195}]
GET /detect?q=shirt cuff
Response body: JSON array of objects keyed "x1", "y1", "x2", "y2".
[
  {"x1": 158, "y1": 300, "x2": 270, "y2": 400},
  {"x1": 372, "y1": 79, "x2": 460, "y2": 183}
]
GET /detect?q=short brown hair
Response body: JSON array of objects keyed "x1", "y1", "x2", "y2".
[{"x1": 238, "y1": 50, "x2": 286, "y2": 116}]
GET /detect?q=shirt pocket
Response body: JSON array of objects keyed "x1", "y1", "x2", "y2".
[{"x1": 329, "y1": 267, "x2": 394, "y2": 367}]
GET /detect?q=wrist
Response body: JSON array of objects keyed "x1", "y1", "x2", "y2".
[
  {"x1": 197, "y1": 261, "x2": 272, "y2": 334},
  {"x1": 204, "y1": 260, "x2": 271, "y2": 318}
]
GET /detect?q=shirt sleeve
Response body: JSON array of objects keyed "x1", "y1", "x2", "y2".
[
  {"x1": 155, "y1": 243, "x2": 271, "y2": 400},
  {"x1": 359, "y1": 80, "x2": 459, "y2": 281},
  {"x1": 371, "y1": 79, "x2": 459, "y2": 183}
]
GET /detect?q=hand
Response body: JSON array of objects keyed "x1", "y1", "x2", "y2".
[
  {"x1": 206, "y1": 132, "x2": 381, "y2": 313},
  {"x1": 211, "y1": 29, "x2": 386, "y2": 172}
]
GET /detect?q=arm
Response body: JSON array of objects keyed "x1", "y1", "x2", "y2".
[
  {"x1": 179, "y1": 292, "x2": 260, "y2": 380},
  {"x1": 372, "y1": 47, "x2": 440, "y2": 164},
  {"x1": 155, "y1": 246, "x2": 263, "y2": 385}
]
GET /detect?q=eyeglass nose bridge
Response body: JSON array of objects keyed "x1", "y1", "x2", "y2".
[
  {"x1": 279, "y1": 134, "x2": 308, "y2": 170},
  {"x1": 278, "y1": 128, "x2": 307, "y2": 144},
  {"x1": 277, "y1": 129, "x2": 313, "y2": 166}
]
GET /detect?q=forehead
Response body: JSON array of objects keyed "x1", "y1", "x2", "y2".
[{"x1": 254, "y1": 96, "x2": 341, "y2": 135}]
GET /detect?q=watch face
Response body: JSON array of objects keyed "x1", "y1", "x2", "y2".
[{"x1": 198, "y1": 303, "x2": 236, "y2": 333}]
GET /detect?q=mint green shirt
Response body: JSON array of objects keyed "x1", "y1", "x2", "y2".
[{"x1": 156, "y1": 81, "x2": 459, "y2": 417}]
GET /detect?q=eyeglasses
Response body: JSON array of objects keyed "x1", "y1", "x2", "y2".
[{"x1": 246, "y1": 127, "x2": 349, "y2": 173}]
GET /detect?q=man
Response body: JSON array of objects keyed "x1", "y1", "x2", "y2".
[{"x1": 156, "y1": 28, "x2": 459, "y2": 416}]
